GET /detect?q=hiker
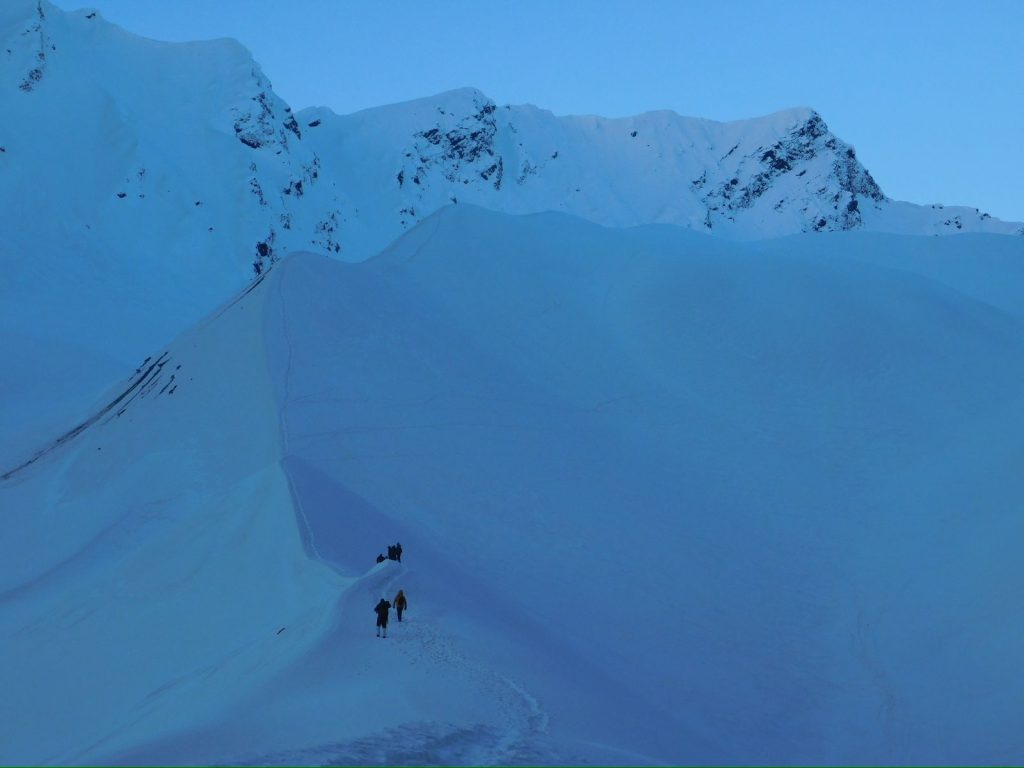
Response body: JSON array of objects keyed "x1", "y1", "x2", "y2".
[
  {"x1": 376, "y1": 553, "x2": 386, "y2": 564},
  {"x1": 394, "y1": 589, "x2": 407, "y2": 622},
  {"x1": 395, "y1": 542, "x2": 403, "y2": 563},
  {"x1": 387, "y1": 545, "x2": 396, "y2": 561},
  {"x1": 374, "y1": 597, "x2": 391, "y2": 638}
]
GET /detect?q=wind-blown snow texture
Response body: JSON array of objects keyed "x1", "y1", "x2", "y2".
[
  {"x1": 4, "y1": 1, "x2": 1024, "y2": 764},
  {"x1": 3, "y1": 204, "x2": 1024, "y2": 764}
]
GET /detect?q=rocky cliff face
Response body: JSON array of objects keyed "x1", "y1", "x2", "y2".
[{"x1": 697, "y1": 111, "x2": 885, "y2": 232}]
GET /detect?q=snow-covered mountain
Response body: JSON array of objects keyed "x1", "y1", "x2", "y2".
[
  {"x1": 0, "y1": 0, "x2": 330, "y2": 277},
  {"x1": 298, "y1": 87, "x2": 1023, "y2": 260},
  {"x1": 2, "y1": 1, "x2": 1020, "y2": 430},
  {"x1": 3, "y1": 206, "x2": 1024, "y2": 764},
  {"x1": 1, "y1": 0, "x2": 1019, "y2": 291}
]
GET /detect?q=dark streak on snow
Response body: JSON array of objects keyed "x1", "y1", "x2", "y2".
[
  {"x1": 1, "y1": 273, "x2": 269, "y2": 483},
  {"x1": 1, "y1": 352, "x2": 170, "y2": 482}
]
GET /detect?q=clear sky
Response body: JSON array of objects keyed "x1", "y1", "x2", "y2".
[{"x1": 53, "y1": 0, "x2": 1024, "y2": 222}]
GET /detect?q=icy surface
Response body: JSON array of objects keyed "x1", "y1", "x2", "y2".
[{"x1": 3, "y1": 206, "x2": 1024, "y2": 764}]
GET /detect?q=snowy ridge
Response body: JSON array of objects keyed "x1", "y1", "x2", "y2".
[
  {"x1": 4, "y1": 206, "x2": 1024, "y2": 763},
  {"x1": 298, "y1": 87, "x2": 1022, "y2": 259}
]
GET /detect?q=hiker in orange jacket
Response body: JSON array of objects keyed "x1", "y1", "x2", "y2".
[{"x1": 394, "y1": 589, "x2": 408, "y2": 622}]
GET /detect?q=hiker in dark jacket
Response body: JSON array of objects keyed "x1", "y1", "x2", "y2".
[
  {"x1": 387, "y1": 545, "x2": 396, "y2": 561},
  {"x1": 395, "y1": 542, "x2": 403, "y2": 562},
  {"x1": 374, "y1": 598, "x2": 391, "y2": 638},
  {"x1": 394, "y1": 589, "x2": 408, "y2": 622},
  {"x1": 376, "y1": 553, "x2": 386, "y2": 564}
]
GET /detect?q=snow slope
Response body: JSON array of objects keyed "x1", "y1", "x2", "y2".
[
  {"x1": 0, "y1": 270, "x2": 344, "y2": 764},
  {"x1": 4, "y1": 205, "x2": 1024, "y2": 764}
]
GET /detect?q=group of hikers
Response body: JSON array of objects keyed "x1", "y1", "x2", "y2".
[
  {"x1": 375, "y1": 542, "x2": 402, "y2": 564},
  {"x1": 372, "y1": 541, "x2": 407, "y2": 639}
]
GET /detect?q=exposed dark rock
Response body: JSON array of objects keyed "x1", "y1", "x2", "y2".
[
  {"x1": 314, "y1": 211, "x2": 342, "y2": 254},
  {"x1": 253, "y1": 228, "x2": 277, "y2": 275},
  {"x1": 702, "y1": 110, "x2": 885, "y2": 231},
  {"x1": 302, "y1": 156, "x2": 320, "y2": 182},
  {"x1": 283, "y1": 115, "x2": 301, "y2": 140},
  {"x1": 761, "y1": 149, "x2": 791, "y2": 172},
  {"x1": 249, "y1": 177, "x2": 266, "y2": 206},
  {"x1": 517, "y1": 159, "x2": 538, "y2": 185},
  {"x1": 493, "y1": 157, "x2": 504, "y2": 190},
  {"x1": 236, "y1": 131, "x2": 262, "y2": 149},
  {"x1": 19, "y1": 68, "x2": 43, "y2": 92},
  {"x1": 795, "y1": 113, "x2": 827, "y2": 140},
  {"x1": 409, "y1": 98, "x2": 500, "y2": 185}
]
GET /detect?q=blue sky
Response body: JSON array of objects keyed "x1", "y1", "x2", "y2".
[{"x1": 53, "y1": 0, "x2": 1024, "y2": 221}]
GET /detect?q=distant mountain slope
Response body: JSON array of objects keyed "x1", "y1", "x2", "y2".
[
  {"x1": 4, "y1": 206, "x2": 1024, "y2": 764},
  {"x1": 298, "y1": 87, "x2": 1022, "y2": 259}
]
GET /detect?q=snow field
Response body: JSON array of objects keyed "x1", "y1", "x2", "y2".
[{"x1": 3, "y1": 205, "x2": 1024, "y2": 764}]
